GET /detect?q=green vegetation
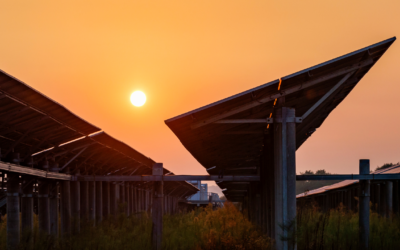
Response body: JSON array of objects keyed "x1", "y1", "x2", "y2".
[
  {"x1": 0, "y1": 202, "x2": 270, "y2": 250},
  {"x1": 297, "y1": 204, "x2": 400, "y2": 250},
  {"x1": 1, "y1": 202, "x2": 400, "y2": 250}
]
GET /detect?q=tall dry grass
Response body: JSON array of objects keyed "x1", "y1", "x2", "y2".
[
  {"x1": 1, "y1": 202, "x2": 399, "y2": 249},
  {"x1": 296, "y1": 203, "x2": 400, "y2": 250},
  {"x1": 0, "y1": 202, "x2": 270, "y2": 250}
]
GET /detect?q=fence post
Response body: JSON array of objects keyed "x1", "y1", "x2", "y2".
[
  {"x1": 152, "y1": 163, "x2": 163, "y2": 250},
  {"x1": 359, "y1": 159, "x2": 370, "y2": 250}
]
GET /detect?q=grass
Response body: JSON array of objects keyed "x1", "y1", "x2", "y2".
[
  {"x1": 296, "y1": 203, "x2": 400, "y2": 250},
  {"x1": 1, "y1": 202, "x2": 400, "y2": 250},
  {"x1": 0, "y1": 202, "x2": 270, "y2": 250}
]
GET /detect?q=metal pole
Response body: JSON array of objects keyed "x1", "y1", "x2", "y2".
[
  {"x1": 359, "y1": 159, "x2": 370, "y2": 250},
  {"x1": 21, "y1": 178, "x2": 34, "y2": 236},
  {"x1": 60, "y1": 179, "x2": 71, "y2": 236},
  {"x1": 151, "y1": 163, "x2": 163, "y2": 250},
  {"x1": 126, "y1": 184, "x2": 130, "y2": 216},
  {"x1": 38, "y1": 180, "x2": 50, "y2": 233},
  {"x1": 96, "y1": 181, "x2": 103, "y2": 223},
  {"x1": 102, "y1": 181, "x2": 110, "y2": 218},
  {"x1": 274, "y1": 100, "x2": 296, "y2": 250},
  {"x1": 49, "y1": 181, "x2": 59, "y2": 236},
  {"x1": 80, "y1": 181, "x2": 89, "y2": 222},
  {"x1": 7, "y1": 173, "x2": 20, "y2": 249},
  {"x1": 386, "y1": 181, "x2": 393, "y2": 218},
  {"x1": 110, "y1": 183, "x2": 117, "y2": 216},
  {"x1": 70, "y1": 176, "x2": 80, "y2": 234},
  {"x1": 89, "y1": 181, "x2": 96, "y2": 224},
  {"x1": 49, "y1": 162, "x2": 59, "y2": 237}
]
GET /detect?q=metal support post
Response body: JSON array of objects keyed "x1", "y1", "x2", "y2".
[
  {"x1": 60, "y1": 178, "x2": 71, "y2": 236},
  {"x1": 49, "y1": 181, "x2": 59, "y2": 236},
  {"x1": 103, "y1": 181, "x2": 110, "y2": 218},
  {"x1": 273, "y1": 100, "x2": 296, "y2": 250},
  {"x1": 70, "y1": 177, "x2": 80, "y2": 234},
  {"x1": 89, "y1": 181, "x2": 96, "y2": 224},
  {"x1": 359, "y1": 159, "x2": 370, "y2": 250},
  {"x1": 21, "y1": 178, "x2": 34, "y2": 235},
  {"x1": 96, "y1": 181, "x2": 103, "y2": 223},
  {"x1": 110, "y1": 183, "x2": 118, "y2": 216},
  {"x1": 7, "y1": 173, "x2": 20, "y2": 249},
  {"x1": 38, "y1": 180, "x2": 50, "y2": 233},
  {"x1": 152, "y1": 163, "x2": 163, "y2": 250},
  {"x1": 386, "y1": 181, "x2": 393, "y2": 218},
  {"x1": 80, "y1": 181, "x2": 89, "y2": 222}
]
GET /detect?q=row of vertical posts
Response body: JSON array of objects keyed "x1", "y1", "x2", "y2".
[
  {"x1": 306, "y1": 180, "x2": 400, "y2": 217},
  {"x1": 5, "y1": 174, "x2": 161, "y2": 249}
]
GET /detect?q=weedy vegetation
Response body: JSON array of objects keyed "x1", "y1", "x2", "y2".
[{"x1": 0, "y1": 202, "x2": 399, "y2": 250}]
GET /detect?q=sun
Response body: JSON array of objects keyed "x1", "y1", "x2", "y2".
[{"x1": 130, "y1": 91, "x2": 146, "y2": 107}]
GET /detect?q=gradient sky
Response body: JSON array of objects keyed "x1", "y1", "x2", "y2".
[{"x1": 0, "y1": 1, "x2": 399, "y2": 189}]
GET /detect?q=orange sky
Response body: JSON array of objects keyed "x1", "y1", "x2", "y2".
[{"x1": 0, "y1": 1, "x2": 399, "y2": 185}]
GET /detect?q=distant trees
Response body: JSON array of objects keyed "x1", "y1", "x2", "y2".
[
  {"x1": 375, "y1": 162, "x2": 399, "y2": 171},
  {"x1": 300, "y1": 169, "x2": 332, "y2": 175}
]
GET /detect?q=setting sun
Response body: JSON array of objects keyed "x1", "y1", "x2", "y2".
[{"x1": 130, "y1": 91, "x2": 146, "y2": 107}]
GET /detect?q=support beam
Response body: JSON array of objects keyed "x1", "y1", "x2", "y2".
[
  {"x1": 126, "y1": 184, "x2": 130, "y2": 216},
  {"x1": 273, "y1": 102, "x2": 296, "y2": 250},
  {"x1": 359, "y1": 159, "x2": 370, "y2": 250},
  {"x1": 77, "y1": 175, "x2": 260, "y2": 182},
  {"x1": 88, "y1": 181, "x2": 96, "y2": 225},
  {"x1": 190, "y1": 58, "x2": 373, "y2": 129},
  {"x1": 7, "y1": 173, "x2": 20, "y2": 249},
  {"x1": 60, "y1": 177, "x2": 71, "y2": 237},
  {"x1": 21, "y1": 178, "x2": 34, "y2": 236},
  {"x1": 49, "y1": 181, "x2": 59, "y2": 236},
  {"x1": 60, "y1": 146, "x2": 88, "y2": 171},
  {"x1": 110, "y1": 183, "x2": 118, "y2": 216},
  {"x1": 103, "y1": 181, "x2": 110, "y2": 218},
  {"x1": 152, "y1": 163, "x2": 163, "y2": 250},
  {"x1": 80, "y1": 181, "x2": 89, "y2": 222},
  {"x1": 70, "y1": 177, "x2": 80, "y2": 234},
  {"x1": 301, "y1": 72, "x2": 354, "y2": 120},
  {"x1": 38, "y1": 180, "x2": 50, "y2": 234},
  {"x1": 96, "y1": 181, "x2": 103, "y2": 223},
  {"x1": 386, "y1": 181, "x2": 393, "y2": 218}
]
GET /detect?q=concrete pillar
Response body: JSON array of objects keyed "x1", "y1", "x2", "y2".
[
  {"x1": 60, "y1": 180, "x2": 71, "y2": 236},
  {"x1": 7, "y1": 173, "x2": 20, "y2": 249},
  {"x1": 80, "y1": 181, "x2": 89, "y2": 222},
  {"x1": 70, "y1": 179, "x2": 80, "y2": 233},
  {"x1": 274, "y1": 104, "x2": 296, "y2": 250},
  {"x1": 96, "y1": 181, "x2": 103, "y2": 222},
  {"x1": 21, "y1": 178, "x2": 34, "y2": 234},
  {"x1": 359, "y1": 159, "x2": 370, "y2": 250},
  {"x1": 49, "y1": 181, "x2": 59, "y2": 236},
  {"x1": 89, "y1": 181, "x2": 96, "y2": 224},
  {"x1": 38, "y1": 180, "x2": 50, "y2": 233},
  {"x1": 386, "y1": 181, "x2": 393, "y2": 218},
  {"x1": 102, "y1": 182, "x2": 110, "y2": 218}
]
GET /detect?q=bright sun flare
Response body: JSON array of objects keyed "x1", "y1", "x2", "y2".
[{"x1": 130, "y1": 91, "x2": 146, "y2": 107}]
